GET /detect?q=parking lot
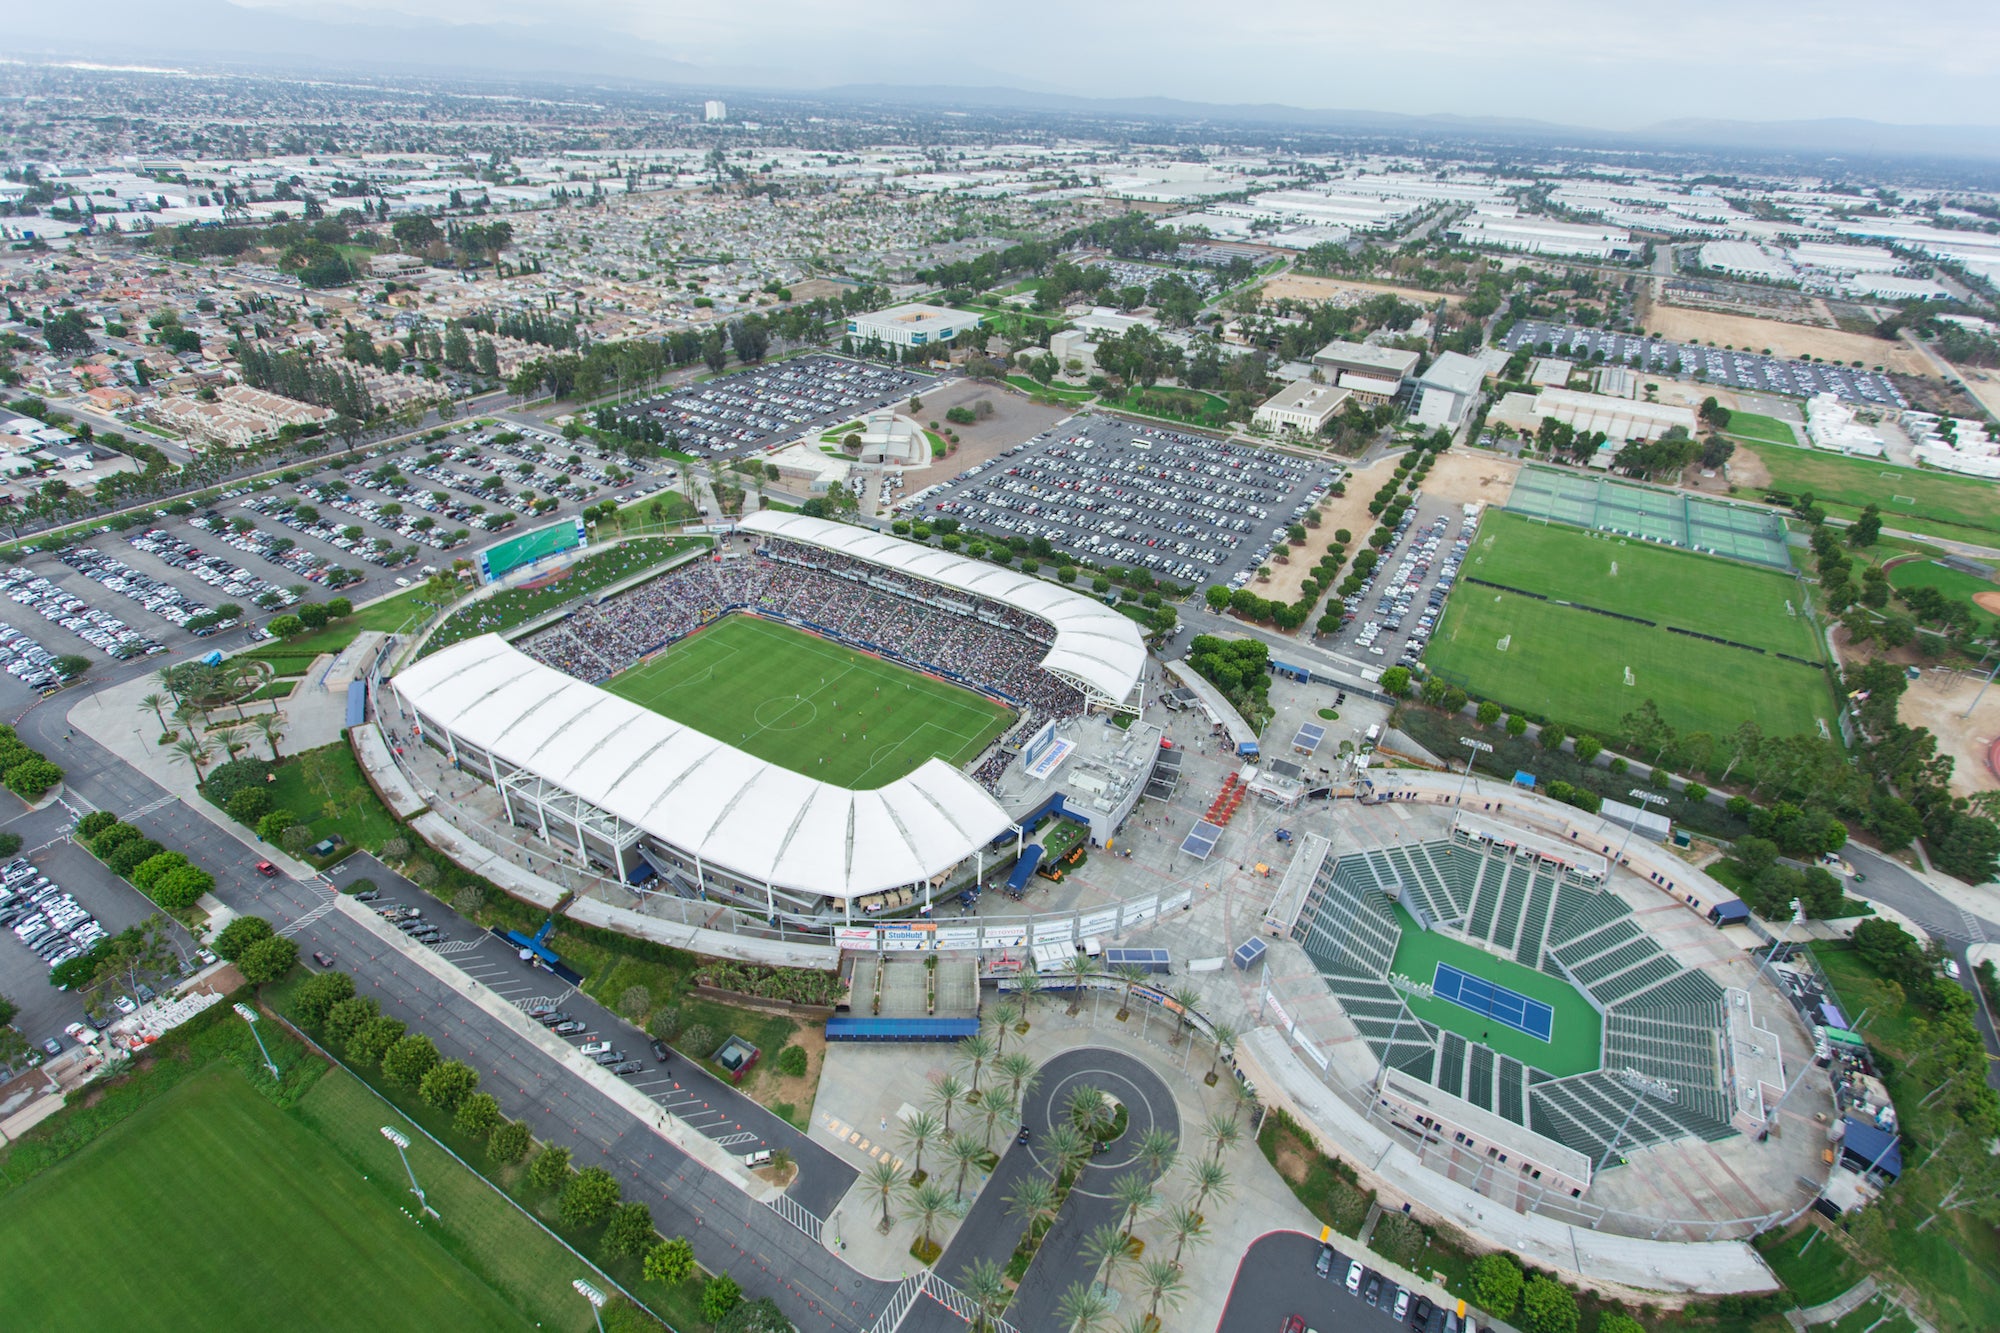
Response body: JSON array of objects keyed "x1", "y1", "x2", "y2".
[
  {"x1": 915, "y1": 413, "x2": 1338, "y2": 587},
  {"x1": 1502, "y1": 320, "x2": 1905, "y2": 407},
  {"x1": 1321, "y1": 498, "x2": 1480, "y2": 670},
  {"x1": 1218, "y1": 1230, "x2": 1462, "y2": 1333},
  {"x1": 619, "y1": 353, "x2": 935, "y2": 457}
]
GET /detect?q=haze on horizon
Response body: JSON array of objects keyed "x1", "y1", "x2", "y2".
[{"x1": 222, "y1": 0, "x2": 2000, "y2": 130}]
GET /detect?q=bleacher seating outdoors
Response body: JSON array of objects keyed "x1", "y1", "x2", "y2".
[{"x1": 1291, "y1": 835, "x2": 1737, "y2": 1171}]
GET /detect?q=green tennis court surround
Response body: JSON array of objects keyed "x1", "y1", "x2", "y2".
[{"x1": 604, "y1": 613, "x2": 1011, "y2": 789}]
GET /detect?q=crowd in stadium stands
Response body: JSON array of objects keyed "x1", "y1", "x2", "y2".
[{"x1": 517, "y1": 538, "x2": 1086, "y2": 789}]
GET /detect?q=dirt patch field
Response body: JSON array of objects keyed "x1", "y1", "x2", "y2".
[
  {"x1": 1419, "y1": 449, "x2": 1520, "y2": 509},
  {"x1": 1643, "y1": 305, "x2": 1932, "y2": 376},
  {"x1": 1897, "y1": 666, "x2": 2000, "y2": 798},
  {"x1": 1721, "y1": 447, "x2": 1772, "y2": 490},
  {"x1": 1252, "y1": 456, "x2": 1397, "y2": 612},
  {"x1": 1260, "y1": 274, "x2": 1462, "y2": 309},
  {"x1": 902, "y1": 379, "x2": 1073, "y2": 475}
]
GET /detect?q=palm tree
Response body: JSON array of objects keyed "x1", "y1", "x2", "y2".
[
  {"x1": 901, "y1": 1109, "x2": 942, "y2": 1183},
  {"x1": 996, "y1": 1051, "x2": 1038, "y2": 1108},
  {"x1": 1202, "y1": 1110, "x2": 1242, "y2": 1166},
  {"x1": 1187, "y1": 1158, "x2": 1233, "y2": 1217},
  {"x1": 1111, "y1": 1171, "x2": 1156, "y2": 1244},
  {"x1": 139, "y1": 692, "x2": 170, "y2": 736},
  {"x1": 1057, "y1": 1280, "x2": 1113, "y2": 1333},
  {"x1": 991, "y1": 997, "x2": 1023, "y2": 1055},
  {"x1": 1081, "y1": 1222, "x2": 1132, "y2": 1297},
  {"x1": 1112, "y1": 963, "x2": 1148, "y2": 1019},
  {"x1": 1169, "y1": 984, "x2": 1203, "y2": 1047},
  {"x1": 905, "y1": 1179, "x2": 954, "y2": 1255},
  {"x1": 977, "y1": 1087, "x2": 1015, "y2": 1152},
  {"x1": 1068, "y1": 1083, "x2": 1110, "y2": 1139},
  {"x1": 1206, "y1": 1021, "x2": 1238, "y2": 1085},
  {"x1": 947, "y1": 1131, "x2": 986, "y2": 1201},
  {"x1": 1137, "y1": 1257, "x2": 1187, "y2": 1323},
  {"x1": 1135, "y1": 1127, "x2": 1178, "y2": 1183},
  {"x1": 1005, "y1": 1175, "x2": 1058, "y2": 1237},
  {"x1": 1062, "y1": 952, "x2": 1095, "y2": 1014},
  {"x1": 170, "y1": 734, "x2": 213, "y2": 780},
  {"x1": 1045, "y1": 1121, "x2": 1087, "y2": 1181},
  {"x1": 211, "y1": 724, "x2": 250, "y2": 763},
  {"x1": 1014, "y1": 968, "x2": 1042, "y2": 1016},
  {"x1": 931, "y1": 1072, "x2": 968, "y2": 1134},
  {"x1": 1161, "y1": 1201, "x2": 1208, "y2": 1264},
  {"x1": 959, "y1": 1031, "x2": 995, "y2": 1095},
  {"x1": 957, "y1": 1257, "x2": 1008, "y2": 1333},
  {"x1": 864, "y1": 1158, "x2": 903, "y2": 1232},
  {"x1": 253, "y1": 709, "x2": 287, "y2": 760}
]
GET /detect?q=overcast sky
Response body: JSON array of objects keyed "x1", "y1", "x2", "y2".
[{"x1": 236, "y1": 0, "x2": 1999, "y2": 128}]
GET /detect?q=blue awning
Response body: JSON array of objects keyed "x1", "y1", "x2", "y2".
[
  {"x1": 825, "y1": 1016, "x2": 980, "y2": 1043},
  {"x1": 345, "y1": 680, "x2": 367, "y2": 729},
  {"x1": 1840, "y1": 1116, "x2": 1902, "y2": 1178}
]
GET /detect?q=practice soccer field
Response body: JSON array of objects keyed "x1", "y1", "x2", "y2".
[
  {"x1": 1387, "y1": 903, "x2": 1601, "y2": 1077},
  {"x1": 0, "y1": 1067, "x2": 537, "y2": 1332},
  {"x1": 1426, "y1": 588, "x2": 1832, "y2": 741},
  {"x1": 605, "y1": 613, "x2": 1013, "y2": 788},
  {"x1": 1469, "y1": 510, "x2": 1821, "y2": 658},
  {"x1": 1740, "y1": 442, "x2": 2000, "y2": 540},
  {"x1": 1886, "y1": 557, "x2": 2000, "y2": 630},
  {"x1": 1719, "y1": 409, "x2": 1801, "y2": 448}
]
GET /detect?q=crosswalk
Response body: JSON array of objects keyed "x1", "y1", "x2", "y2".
[{"x1": 279, "y1": 896, "x2": 337, "y2": 937}]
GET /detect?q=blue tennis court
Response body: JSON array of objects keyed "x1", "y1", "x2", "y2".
[{"x1": 1433, "y1": 963, "x2": 1554, "y2": 1041}]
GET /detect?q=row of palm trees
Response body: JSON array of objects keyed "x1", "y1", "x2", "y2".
[{"x1": 143, "y1": 665, "x2": 289, "y2": 782}]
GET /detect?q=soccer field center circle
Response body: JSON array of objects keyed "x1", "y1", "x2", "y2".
[
  {"x1": 751, "y1": 693, "x2": 819, "y2": 731},
  {"x1": 391, "y1": 511, "x2": 1148, "y2": 916}
]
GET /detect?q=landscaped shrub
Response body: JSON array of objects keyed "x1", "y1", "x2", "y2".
[
  {"x1": 226, "y1": 787, "x2": 273, "y2": 823},
  {"x1": 151, "y1": 864, "x2": 215, "y2": 911},
  {"x1": 213, "y1": 915, "x2": 275, "y2": 960},
  {"x1": 107, "y1": 839, "x2": 165, "y2": 878},
  {"x1": 257, "y1": 809, "x2": 297, "y2": 841},
  {"x1": 203, "y1": 757, "x2": 274, "y2": 807},
  {"x1": 90, "y1": 823, "x2": 142, "y2": 858},
  {"x1": 774, "y1": 1045, "x2": 810, "y2": 1078},
  {"x1": 75, "y1": 810, "x2": 119, "y2": 839}
]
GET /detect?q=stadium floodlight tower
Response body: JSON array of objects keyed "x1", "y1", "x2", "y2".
[
  {"x1": 232, "y1": 1001, "x2": 280, "y2": 1080},
  {"x1": 1613, "y1": 788, "x2": 1668, "y2": 865},
  {"x1": 380, "y1": 1126, "x2": 439, "y2": 1219},
  {"x1": 1454, "y1": 737, "x2": 1492, "y2": 806},
  {"x1": 1596, "y1": 1067, "x2": 1676, "y2": 1177},
  {"x1": 573, "y1": 1278, "x2": 608, "y2": 1333}
]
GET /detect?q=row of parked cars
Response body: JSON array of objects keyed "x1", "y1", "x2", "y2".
[
  {"x1": 363, "y1": 889, "x2": 451, "y2": 949},
  {"x1": 1, "y1": 858, "x2": 108, "y2": 980},
  {"x1": 57, "y1": 546, "x2": 229, "y2": 637},
  {"x1": 129, "y1": 527, "x2": 304, "y2": 608},
  {"x1": 526, "y1": 1001, "x2": 657, "y2": 1078},
  {"x1": 185, "y1": 511, "x2": 364, "y2": 590},
  {"x1": 1306, "y1": 1239, "x2": 1468, "y2": 1331},
  {"x1": 0, "y1": 567, "x2": 163, "y2": 662}
]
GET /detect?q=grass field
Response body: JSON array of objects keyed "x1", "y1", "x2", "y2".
[
  {"x1": 1740, "y1": 443, "x2": 2000, "y2": 538},
  {"x1": 1427, "y1": 589, "x2": 1833, "y2": 740},
  {"x1": 0, "y1": 1065, "x2": 540, "y2": 1332},
  {"x1": 264, "y1": 740, "x2": 408, "y2": 863},
  {"x1": 605, "y1": 614, "x2": 1011, "y2": 788},
  {"x1": 1886, "y1": 557, "x2": 2000, "y2": 629},
  {"x1": 1470, "y1": 511, "x2": 1821, "y2": 657},
  {"x1": 1721, "y1": 410, "x2": 1800, "y2": 448},
  {"x1": 1386, "y1": 903, "x2": 1602, "y2": 1077}
]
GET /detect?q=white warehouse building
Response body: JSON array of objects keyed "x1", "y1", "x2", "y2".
[{"x1": 846, "y1": 303, "x2": 983, "y2": 353}]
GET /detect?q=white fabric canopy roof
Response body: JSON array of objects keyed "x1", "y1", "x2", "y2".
[
  {"x1": 394, "y1": 635, "x2": 1015, "y2": 902},
  {"x1": 739, "y1": 510, "x2": 1146, "y2": 703}
]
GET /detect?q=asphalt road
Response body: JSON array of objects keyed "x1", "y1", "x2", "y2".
[{"x1": 1217, "y1": 1230, "x2": 1440, "y2": 1333}]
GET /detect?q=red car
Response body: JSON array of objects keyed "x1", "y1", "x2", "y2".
[
  {"x1": 254, "y1": 861, "x2": 278, "y2": 877},
  {"x1": 1281, "y1": 1317, "x2": 1306, "y2": 1333}
]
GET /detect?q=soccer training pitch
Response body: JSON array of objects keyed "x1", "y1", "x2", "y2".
[
  {"x1": 1741, "y1": 442, "x2": 2000, "y2": 540},
  {"x1": 1387, "y1": 903, "x2": 1601, "y2": 1078},
  {"x1": 605, "y1": 613, "x2": 1013, "y2": 788},
  {"x1": 1427, "y1": 511, "x2": 1833, "y2": 740}
]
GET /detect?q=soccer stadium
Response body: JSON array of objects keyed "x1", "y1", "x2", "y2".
[
  {"x1": 391, "y1": 512, "x2": 1147, "y2": 924},
  {"x1": 1287, "y1": 819, "x2": 1738, "y2": 1196}
]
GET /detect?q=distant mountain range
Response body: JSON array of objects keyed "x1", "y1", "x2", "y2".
[{"x1": 12, "y1": 0, "x2": 2000, "y2": 166}]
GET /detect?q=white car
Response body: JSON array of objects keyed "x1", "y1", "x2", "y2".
[{"x1": 578, "y1": 1040, "x2": 612, "y2": 1057}]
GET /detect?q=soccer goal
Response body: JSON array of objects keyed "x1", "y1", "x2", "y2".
[
  {"x1": 1496, "y1": 634, "x2": 1512, "y2": 652},
  {"x1": 1623, "y1": 666, "x2": 1636, "y2": 686}
]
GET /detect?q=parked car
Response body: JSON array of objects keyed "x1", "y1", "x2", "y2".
[
  {"x1": 578, "y1": 1040, "x2": 612, "y2": 1056},
  {"x1": 41, "y1": 1036, "x2": 61, "y2": 1056},
  {"x1": 1345, "y1": 1261, "x2": 1362, "y2": 1295},
  {"x1": 552, "y1": 1020, "x2": 586, "y2": 1036},
  {"x1": 1315, "y1": 1243, "x2": 1333, "y2": 1278},
  {"x1": 649, "y1": 1038, "x2": 672, "y2": 1063},
  {"x1": 312, "y1": 951, "x2": 335, "y2": 967},
  {"x1": 612, "y1": 1060, "x2": 644, "y2": 1076}
]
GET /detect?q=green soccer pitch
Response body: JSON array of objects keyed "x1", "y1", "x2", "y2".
[
  {"x1": 1386, "y1": 903, "x2": 1603, "y2": 1078},
  {"x1": 604, "y1": 613, "x2": 1014, "y2": 788}
]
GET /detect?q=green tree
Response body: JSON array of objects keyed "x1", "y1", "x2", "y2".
[
  {"x1": 602, "y1": 1201, "x2": 656, "y2": 1258},
  {"x1": 453, "y1": 1092, "x2": 502, "y2": 1139},
  {"x1": 1469, "y1": 1253, "x2": 1523, "y2": 1317},
  {"x1": 323, "y1": 995, "x2": 379, "y2": 1045},
  {"x1": 701, "y1": 1273, "x2": 743, "y2": 1323},
  {"x1": 1379, "y1": 665, "x2": 1411, "y2": 697},
  {"x1": 347, "y1": 1015, "x2": 405, "y2": 1066},
  {"x1": 1506, "y1": 712, "x2": 1529, "y2": 737},
  {"x1": 528, "y1": 1144, "x2": 573, "y2": 1191},
  {"x1": 419, "y1": 1059, "x2": 480, "y2": 1112},
  {"x1": 644, "y1": 1236, "x2": 696, "y2": 1285},
  {"x1": 1520, "y1": 1275, "x2": 1579, "y2": 1333},
  {"x1": 559, "y1": 1166, "x2": 622, "y2": 1228},
  {"x1": 382, "y1": 1033, "x2": 440, "y2": 1088},
  {"x1": 236, "y1": 935, "x2": 298, "y2": 984},
  {"x1": 292, "y1": 970, "x2": 355, "y2": 1026},
  {"x1": 487, "y1": 1119, "x2": 531, "y2": 1165},
  {"x1": 212, "y1": 914, "x2": 274, "y2": 960}
]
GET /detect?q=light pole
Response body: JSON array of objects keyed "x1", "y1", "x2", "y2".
[
  {"x1": 573, "y1": 1278, "x2": 608, "y2": 1333},
  {"x1": 233, "y1": 1002, "x2": 279, "y2": 1080},
  {"x1": 381, "y1": 1126, "x2": 439, "y2": 1219},
  {"x1": 1612, "y1": 788, "x2": 1668, "y2": 865},
  {"x1": 1751, "y1": 898, "x2": 1805, "y2": 997},
  {"x1": 1595, "y1": 1068, "x2": 1676, "y2": 1178},
  {"x1": 1455, "y1": 737, "x2": 1492, "y2": 807}
]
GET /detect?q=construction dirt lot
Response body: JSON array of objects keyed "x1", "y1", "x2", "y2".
[
  {"x1": 1642, "y1": 304, "x2": 1933, "y2": 376},
  {"x1": 1260, "y1": 274, "x2": 1463, "y2": 309},
  {"x1": 1896, "y1": 665, "x2": 2000, "y2": 798},
  {"x1": 1418, "y1": 448, "x2": 1522, "y2": 509},
  {"x1": 1254, "y1": 453, "x2": 1391, "y2": 607}
]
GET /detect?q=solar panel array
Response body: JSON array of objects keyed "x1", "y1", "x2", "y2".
[
  {"x1": 1179, "y1": 820, "x2": 1224, "y2": 860},
  {"x1": 1292, "y1": 722, "x2": 1326, "y2": 753}
]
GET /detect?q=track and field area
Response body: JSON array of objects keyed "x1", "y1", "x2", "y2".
[
  {"x1": 1468, "y1": 510, "x2": 1821, "y2": 658},
  {"x1": 1426, "y1": 587, "x2": 1832, "y2": 740},
  {"x1": 0, "y1": 1066, "x2": 538, "y2": 1332},
  {"x1": 606, "y1": 613, "x2": 1012, "y2": 788},
  {"x1": 1738, "y1": 443, "x2": 2000, "y2": 539},
  {"x1": 1386, "y1": 904, "x2": 1601, "y2": 1077},
  {"x1": 1507, "y1": 465, "x2": 1791, "y2": 567}
]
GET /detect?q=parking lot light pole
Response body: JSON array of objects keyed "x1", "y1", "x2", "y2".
[
  {"x1": 1613, "y1": 788, "x2": 1668, "y2": 865},
  {"x1": 381, "y1": 1126, "x2": 438, "y2": 1219},
  {"x1": 232, "y1": 1002, "x2": 279, "y2": 1080},
  {"x1": 1455, "y1": 738, "x2": 1492, "y2": 806},
  {"x1": 573, "y1": 1279, "x2": 608, "y2": 1333}
]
